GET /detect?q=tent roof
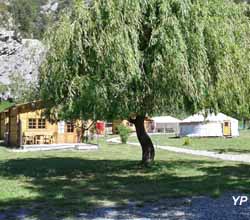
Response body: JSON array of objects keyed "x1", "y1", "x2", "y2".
[
  {"x1": 182, "y1": 113, "x2": 238, "y2": 123},
  {"x1": 152, "y1": 116, "x2": 181, "y2": 123}
]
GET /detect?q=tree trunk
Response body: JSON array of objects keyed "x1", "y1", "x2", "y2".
[{"x1": 132, "y1": 115, "x2": 155, "y2": 164}]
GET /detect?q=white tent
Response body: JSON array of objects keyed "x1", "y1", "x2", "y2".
[
  {"x1": 179, "y1": 113, "x2": 239, "y2": 137},
  {"x1": 151, "y1": 116, "x2": 181, "y2": 133}
]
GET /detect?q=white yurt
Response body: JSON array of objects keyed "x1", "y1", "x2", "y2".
[
  {"x1": 151, "y1": 116, "x2": 181, "y2": 134},
  {"x1": 179, "y1": 113, "x2": 239, "y2": 137}
]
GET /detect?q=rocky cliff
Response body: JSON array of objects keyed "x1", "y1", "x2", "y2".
[
  {"x1": 0, "y1": 0, "x2": 74, "y2": 90},
  {"x1": 0, "y1": 0, "x2": 73, "y2": 85},
  {"x1": 0, "y1": 29, "x2": 45, "y2": 85}
]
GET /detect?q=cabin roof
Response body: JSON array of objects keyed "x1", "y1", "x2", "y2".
[{"x1": 0, "y1": 100, "x2": 43, "y2": 113}]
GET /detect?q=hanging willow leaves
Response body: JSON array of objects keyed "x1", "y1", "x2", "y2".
[{"x1": 40, "y1": 0, "x2": 250, "y2": 163}]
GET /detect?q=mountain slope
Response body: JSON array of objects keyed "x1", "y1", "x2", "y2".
[
  {"x1": 0, "y1": 0, "x2": 69, "y2": 95},
  {"x1": 0, "y1": 29, "x2": 45, "y2": 85}
]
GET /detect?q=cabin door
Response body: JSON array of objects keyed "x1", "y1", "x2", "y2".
[
  {"x1": 57, "y1": 121, "x2": 66, "y2": 144},
  {"x1": 223, "y1": 121, "x2": 231, "y2": 136}
]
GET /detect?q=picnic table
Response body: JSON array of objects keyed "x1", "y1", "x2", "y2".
[{"x1": 23, "y1": 132, "x2": 54, "y2": 145}]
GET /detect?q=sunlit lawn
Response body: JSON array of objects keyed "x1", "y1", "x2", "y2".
[
  {"x1": 129, "y1": 130, "x2": 250, "y2": 154},
  {"x1": 0, "y1": 138, "x2": 250, "y2": 218}
]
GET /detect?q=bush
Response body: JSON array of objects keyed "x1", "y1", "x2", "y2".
[
  {"x1": 117, "y1": 124, "x2": 131, "y2": 144},
  {"x1": 183, "y1": 137, "x2": 191, "y2": 146}
]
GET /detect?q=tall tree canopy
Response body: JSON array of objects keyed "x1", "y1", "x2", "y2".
[{"x1": 40, "y1": 0, "x2": 250, "y2": 164}]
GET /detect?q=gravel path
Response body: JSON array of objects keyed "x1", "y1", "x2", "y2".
[
  {"x1": 107, "y1": 137, "x2": 250, "y2": 163},
  {"x1": 77, "y1": 192, "x2": 250, "y2": 220},
  {"x1": 1, "y1": 192, "x2": 249, "y2": 220}
]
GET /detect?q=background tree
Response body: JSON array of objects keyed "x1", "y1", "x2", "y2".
[
  {"x1": 8, "y1": 0, "x2": 72, "y2": 39},
  {"x1": 9, "y1": 0, "x2": 38, "y2": 38},
  {"x1": 8, "y1": 72, "x2": 39, "y2": 103},
  {"x1": 40, "y1": 0, "x2": 250, "y2": 164}
]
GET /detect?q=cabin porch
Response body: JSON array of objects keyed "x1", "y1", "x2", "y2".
[{"x1": 17, "y1": 143, "x2": 99, "y2": 152}]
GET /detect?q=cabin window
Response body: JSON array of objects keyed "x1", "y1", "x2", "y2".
[
  {"x1": 28, "y1": 119, "x2": 37, "y2": 129},
  {"x1": 38, "y1": 119, "x2": 46, "y2": 129},
  {"x1": 67, "y1": 122, "x2": 74, "y2": 133}
]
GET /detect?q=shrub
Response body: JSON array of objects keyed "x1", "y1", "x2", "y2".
[
  {"x1": 183, "y1": 137, "x2": 191, "y2": 146},
  {"x1": 117, "y1": 124, "x2": 131, "y2": 144}
]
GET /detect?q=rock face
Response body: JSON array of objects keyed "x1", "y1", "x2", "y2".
[
  {"x1": 0, "y1": 0, "x2": 66, "y2": 88},
  {"x1": 41, "y1": 0, "x2": 59, "y2": 13},
  {"x1": 0, "y1": 29, "x2": 45, "y2": 85}
]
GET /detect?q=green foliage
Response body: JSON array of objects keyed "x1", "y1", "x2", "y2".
[
  {"x1": 9, "y1": 0, "x2": 38, "y2": 38},
  {"x1": 0, "y1": 101, "x2": 14, "y2": 112},
  {"x1": 0, "y1": 3, "x2": 8, "y2": 13},
  {"x1": 40, "y1": 0, "x2": 250, "y2": 122},
  {"x1": 0, "y1": 82, "x2": 7, "y2": 97},
  {"x1": 117, "y1": 124, "x2": 131, "y2": 144},
  {"x1": 8, "y1": 72, "x2": 39, "y2": 103},
  {"x1": 183, "y1": 137, "x2": 191, "y2": 146},
  {"x1": 8, "y1": 0, "x2": 72, "y2": 39},
  {"x1": 0, "y1": 3, "x2": 11, "y2": 27}
]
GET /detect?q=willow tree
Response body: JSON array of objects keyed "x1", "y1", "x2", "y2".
[{"x1": 40, "y1": 0, "x2": 250, "y2": 164}]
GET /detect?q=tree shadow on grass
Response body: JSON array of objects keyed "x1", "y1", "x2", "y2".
[{"x1": 0, "y1": 157, "x2": 250, "y2": 219}]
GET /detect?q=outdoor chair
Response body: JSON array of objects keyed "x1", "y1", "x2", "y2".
[{"x1": 23, "y1": 136, "x2": 34, "y2": 145}]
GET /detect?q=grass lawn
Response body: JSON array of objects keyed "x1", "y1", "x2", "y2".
[
  {"x1": 129, "y1": 130, "x2": 250, "y2": 154},
  {"x1": 1, "y1": 139, "x2": 250, "y2": 218}
]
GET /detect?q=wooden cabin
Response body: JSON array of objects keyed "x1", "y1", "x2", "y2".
[
  {"x1": 0, "y1": 101, "x2": 90, "y2": 148},
  {"x1": 0, "y1": 100, "x2": 156, "y2": 147}
]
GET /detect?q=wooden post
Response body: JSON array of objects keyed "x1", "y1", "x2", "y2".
[
  {"x1": 8, "y1": 109, "x2": 11, "y2": 146},
  {"x1": 18, "y1": 119, "x2": 22, "y2": 148}
]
